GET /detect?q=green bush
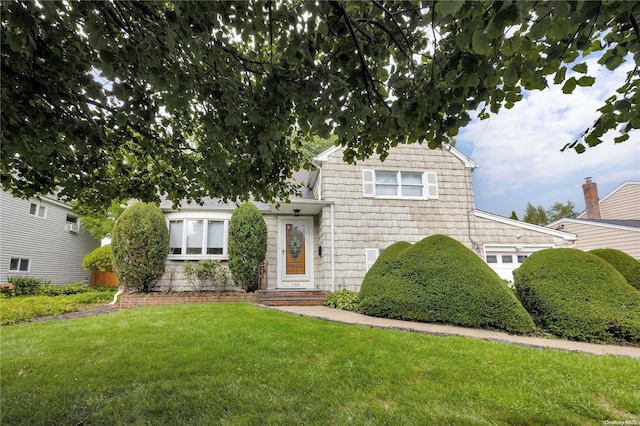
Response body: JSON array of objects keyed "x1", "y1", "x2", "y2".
[
  {"x1": 324, "y1": 289, "x2": 359, "y2": 311},
  {"x1": 7, "y1": 277, "x2": 50, "y2": 296},
  {"x1": 589, "y1": 248, "x2": 640, "y2": 290},
  {"x1": 82, "y1": 245, "x2": 115, "y2": 272},
  {"x1": 228, "y1": 202, "x2": 267, "y2": 292},
  {"x1": 182, "y1": 260, "x2": 228, "y2": 292},
  {"x1": 111, "y1": 202, "x2": 169, "y2": 292},
  {"x1": 359, "y1": 236, "x2": 535, "y2": 334},
  {"x1": 514, "y1": 248, "x2": 640, "y2": 344}
]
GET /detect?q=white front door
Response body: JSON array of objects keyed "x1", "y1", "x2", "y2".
[{"x1": 277, "y1": 217, "x2": 314, "y2": 289}]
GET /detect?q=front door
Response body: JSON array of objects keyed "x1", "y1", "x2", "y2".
[{"x1": 278, "y1": 217, "x2": 314, "y2": 289}]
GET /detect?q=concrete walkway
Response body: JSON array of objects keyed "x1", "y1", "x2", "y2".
[{"x1": 268, "y1": 305, "x2": 640, "y2": 359}]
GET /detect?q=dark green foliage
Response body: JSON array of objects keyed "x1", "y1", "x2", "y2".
[
  {"x1": 589, "y1": 248, "x2": 640, "y2": 290},
  {"x1": 514, "y1": 248, "x2": 640, "y2": 344},
  {"x1": 111, "y1": 202, "x2": 169, "y2": 292},
  {"x1": 3, "y1": 2, "x2": 637, "y2": 209},
  {"x1": 228, "y1": 203, "x2": 267, "y2": 292},
  {"x1": 82, "y1": 244, "x2": 114, "y2": 272},
  {"x1": 7, "y1": 277, "x2": 50, "y2": 296},
  {"x1": 324, "y1": 289, "x2": 359, "y2": 312},
  {"x1": 359, "y1": 236, "x2": 535, "y2": 334}
]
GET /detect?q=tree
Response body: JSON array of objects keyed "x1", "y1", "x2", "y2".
[
  {"x1": 74, "y1": 200, "x2": 126, "y2": 240},
  {"x1": 523, "y1": 202, "x2": 549, "y2": 226},
  {"x1": 111, "y1": 202, "x2": 168, "y2": 292},
  {"x1": 228, "y1": 203, "x2": 267, "y2": 292},
  {"x1": 509, "y1": 210, "x2": 519, "y2": 221},
  {"x1": 547, "y1": 201, "x2": 579, "y2": 222},
  {"x1": 3, "y1": 1, "x2": 638, "y2": 210},
  {"x1": 523, "y1": 200, "x2": 578, "y2": 225}
]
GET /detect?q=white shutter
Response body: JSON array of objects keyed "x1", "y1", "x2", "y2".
[
  {"x1": 362, "y1": 170, "x2": 375, "y2": 197},
  {"x1": 425, "y1": 172, "x2": 438, "y2": 199}
]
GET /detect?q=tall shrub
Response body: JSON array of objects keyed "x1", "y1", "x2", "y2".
[
  {"x1": 589, "y1": 248, "x2": 640, "y2": 290},
  {"x1": 228, "y1": 202, "x2": 267, "y2": 292},
  {"x1": 111, "y1": 202, "x2": 168, "y2": 292}
]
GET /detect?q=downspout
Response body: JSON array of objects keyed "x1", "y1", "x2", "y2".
[{"x1": 330, "y1": 204, "x2": 335, "y2": 293}]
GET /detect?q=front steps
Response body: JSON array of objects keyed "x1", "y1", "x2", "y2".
[{"x1": 257, "y1": 290, "x2": 329, "y2": 306}]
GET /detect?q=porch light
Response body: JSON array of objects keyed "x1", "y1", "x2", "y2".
[{"x1": 293, "y1": 209, "x2": 301, "y2": 216}]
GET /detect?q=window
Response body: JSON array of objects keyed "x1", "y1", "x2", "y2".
[
  {"x1": 502, "y1": 255, "x2": 513, "y2": 264},
  {"x1": 517, "y1": 255, "x2": 528, "y2": 263},
  {"x1": 9, "y1": 258, "x2": 30, "y2": 272},
  {"x1": 365, "y1": 248, "x2": 385, "y2": 271},
  {"x1": 168, "y1": 218, "x2": 228, "y2": 258},
  {"x1": 363, "y1": 170, "x2": 438, "y2": 199},
  {"x1": 29, "y1": 203, "x2": 46, "y2": 218},
  {"x1": 486, "y1": 255, "x2": 498, "y2": 264}
]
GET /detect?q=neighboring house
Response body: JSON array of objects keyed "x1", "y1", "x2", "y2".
[
  {"x1": 158, "y1": 144, "x2": 576, "y2": 291},
  {"x1": 0, "y1": 190, "x2": 100, "y2": 284},
  {"x1": 548, "y1": 180, "x2": 640, "y2": 258}
]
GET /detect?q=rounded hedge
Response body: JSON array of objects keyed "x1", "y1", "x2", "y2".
[
  {"x1": 589, "y1": 248, "x2": 640, "y2": 290},
  {"x1": 111, "y1": 202, "x2": 169, "y2": 292},
  {"x1": 82, "y1": 244, "x2": 114, "y2": 272},
  {"x1": 358, "y1": 235, "x2": 535, "y2": 334},
  {"x1": 228, "y1": 202, "x2": 267, "y2": 292},
  {"x1": 514, "y1": 248, "x2": 640, "y2": 344}
]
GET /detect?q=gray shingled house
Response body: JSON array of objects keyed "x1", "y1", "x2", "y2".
[
  {"x1": 158, "y1": 144, "x2": 576, "y2": 292},
  {"x1": 0, "y1": 190, "x2": 100, "y2": 285}
]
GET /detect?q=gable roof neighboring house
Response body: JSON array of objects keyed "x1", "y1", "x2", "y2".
[
  {"x1": 0, "y1": 190, "x2": 101, "y2": 284},
  {"x1": 548, "y1": 180, "x2": 640, "y2": 258},
  {"x1": 158, "y1": 143, "x2": 576, "y2": 291}
]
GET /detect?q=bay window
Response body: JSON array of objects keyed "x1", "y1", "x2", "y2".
[{"x1": 168, "y1": 217, "x2": 228, "y2": 259}]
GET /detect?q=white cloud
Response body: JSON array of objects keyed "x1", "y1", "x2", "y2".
[{"x1": 458, "y1": 60, "x2": 639, "y2": 200}]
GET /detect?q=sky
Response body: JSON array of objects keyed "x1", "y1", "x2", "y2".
[{"x1": 454, "y1": 59, "x2": 640, "y2": 219}]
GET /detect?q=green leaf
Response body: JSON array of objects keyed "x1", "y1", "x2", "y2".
[
  {"x1": 436, "y1": 0, "x2": 465, "y2": 18},
  {"x1": 318, "y1": 21, "x2": 329, "y2": 36},
  {"x1": 562, "y1": 77, "x2": 577, "y2": 94},
  {"x1": 553, "y1": 66, "x2": 567, "y2": 85},
  {"x1": 605, "y1": 54, "x2": 624, "y2": 70},
  {"x1": 614, "y1": 134, "x2": 629, "y2": 144},
  {"x1": 574, "y1": 144, "x2": 586, "y2": 154},
  {"x1": 571, "y1": 63, "x2": 588, "y2": 74},
  {"x1": 472, "y1": 31, "x2": 490, "y2": 55},
  {"x1": 576, "y1": 76, "x2": 595, "y2": 87}
]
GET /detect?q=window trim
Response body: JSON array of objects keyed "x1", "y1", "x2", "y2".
[
  {"x1": 9, "y1": 258, "x2": 31, "y2": 272},
  {"x1": 363, "y1": 169, "x2": 438, "y2": 200},
  {"x1": 166, "y1": 213, "x2": 231, "y2": 260},
  {"x1": 29, "y1": 202, "x2": 46, "y2": 219}
]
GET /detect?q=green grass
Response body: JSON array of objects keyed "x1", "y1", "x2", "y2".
[
  {"x1": 0, "y1": 288, "x2": 116, "y2": 325},
  {"x1": 1, "y1": 303, "x2": 638, "y2": 425}
]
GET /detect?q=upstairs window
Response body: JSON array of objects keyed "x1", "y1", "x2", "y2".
[
  {"x1": 363, "y1": 170, "x2": 438, "y2": 199},
  {"x1": 29, "y1": 203, "x2": 46, "y2": 218},
  {"x1": 168, "y1": 219, "x2": 228, "y2": 259}
]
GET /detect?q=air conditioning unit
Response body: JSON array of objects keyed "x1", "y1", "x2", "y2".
[{"x1": 65, "y1": 222, "x2": 79, "y2": 233}]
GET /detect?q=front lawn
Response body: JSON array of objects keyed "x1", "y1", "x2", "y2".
[{"x1": 1, "y1": 303, "x2": 638, "y2": 425}]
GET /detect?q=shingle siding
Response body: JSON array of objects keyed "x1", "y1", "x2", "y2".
[{"x1": 0, "y1": 191, "x2": 100, "y2": 285}]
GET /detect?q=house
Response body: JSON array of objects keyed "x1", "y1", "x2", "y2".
[
  {"x1": 0, "y1": 190, "x2": 101, "y2": 285},
  {"x1": 157, "y1": 143, "x2": 576, "y2": 291},
  {"x1": 548, "y1": 179, "x2": 640, "y2": 258}
]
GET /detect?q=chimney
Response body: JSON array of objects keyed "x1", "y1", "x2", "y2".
[{"x1": 582, "y1": 177, "x2": 601, "y2": 219}]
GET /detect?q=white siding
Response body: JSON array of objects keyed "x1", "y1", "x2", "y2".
[{"x1": 0, "y1": 191, "x2": 100, "y2": 284}]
